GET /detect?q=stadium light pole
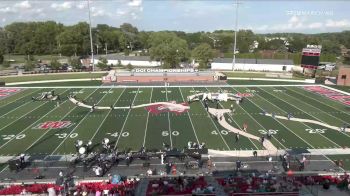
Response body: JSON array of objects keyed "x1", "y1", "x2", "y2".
[
  {"x1": 87, "y1": 0, "x2": 94, "y2": 72},
  {"x1": 232, "y1": 0, "x2": 239, "y2": 71}
]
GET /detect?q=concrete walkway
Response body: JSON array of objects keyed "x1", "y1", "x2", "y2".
[
  {"x1": 207, "y1": 108, "x2": 279, "y2": 155},
  {"x1": 264, "y1": 113, "x2": 350, "y2": 133},
  {"x1": 69, "y1": 96, "x2": 190, "y2": 111}
]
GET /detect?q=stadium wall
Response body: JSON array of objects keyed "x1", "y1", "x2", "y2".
[
  {"x1": 93, "y1": 59, "x2": 160, "y2": 67},
  {"x1": 337, "y1": 66, "x2": 350, "y2": 86},
  {"x1": 211, "y1": 62, "x2": 294, "y2": 72}
]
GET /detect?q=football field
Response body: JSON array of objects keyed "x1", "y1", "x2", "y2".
[{"x1": 0, "y1": 85, "x2": 349, "y2": 157}]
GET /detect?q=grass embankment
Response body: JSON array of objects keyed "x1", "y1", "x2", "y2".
[{"x1": 0, "y1": 72, "x2": 106, "y2": 83}]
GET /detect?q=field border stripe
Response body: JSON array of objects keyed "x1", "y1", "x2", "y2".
[
  {"x1": 178, "y1": 87, "x2": 200, "y2": 144},
  {"x1": 2, "y1": 84, "x2": 323, "y2": 89},
  {"x1": 321, "y1": 85, "x2": 350, "y2": 96},
  {"x1": 142, "y1": 87, "x2": 153, "y2": 147},
  {"x1": 257, "y1": 87, "x2": 341, "y2": 148},
  {"x1": 89, "y1": 88, "x2": 126, "y2": 141}
]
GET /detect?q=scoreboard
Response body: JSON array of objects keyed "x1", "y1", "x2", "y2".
[{"x1": 301, "y1": 45, "x2": 321, "y2": 69}]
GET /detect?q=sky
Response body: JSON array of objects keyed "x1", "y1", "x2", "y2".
[{"x1": 0, "y1": 0, "x2": 349, "y2": 33}]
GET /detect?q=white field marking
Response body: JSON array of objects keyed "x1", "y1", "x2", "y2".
[
  {"x1": 278, "y1": 87, "x2": 350, "y2": 125},
  {"x1": 287, "y1": 87, "x2": 350, "y2": 118},
  {"x1": 227, "y1": 87, "x2": 287, "y2": 149},
  {"x1": 0, "y1": 88, "x2": 40, "y2": 109},
  {"x1": 114, "y1": 88, "x2": 140, "y2": 149},
  {"x1": 0, "y1": 98, "x2": 35, "y2": 119},
  {"x1": 215, "y1": 87, "x2": 259, "y2": 150},
  {"x1": 178, "y1": 87, "x2": 200, "y2": 144},
  {"x1": 2, "y1": 84, "x2": 323, "y2": 89},
  {"x1": 256, "y1": 87, "x2": 341, "y2": 148},
  {"x1": 193, "y1": 87, "x2": 231, "y2": 150},
  {"x1": 263, "y1": 87, "x2": 350, "y2": 139},
  {"x1": 0, "y1": 88, "x2": 71, "y2": 149},
  {"x1": 165, "y1": 87, "x2": 173, "y2": 149},
  {"x1": 24, "y1": 89, "x2": 90, "y2": 152},
  {"x1": 89, "y1": 88, "x2": 126, "y2": 142},
  {"x1": 142, "y1": 87, "x2": 153, "y2": 147},
  {"x1": 0, "y1": 88, "x2": 59, "y2": 133},
  {"x1": 237, "y1": 87, "x2": 315, "y2": 149},
  {"x1": 49, "y1": 88, "x2": 109, "y2": 156}
]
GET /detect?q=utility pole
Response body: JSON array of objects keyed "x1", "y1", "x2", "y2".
[
  {"x1": 87, "y1": 0, "x2": 94, "y2": 72},
  {"x1": 105, "y1": 43, "x2": 108, "y2": 56},
  {"x1": 232, "y1": 0, "x2": 239, "y2": 71}
]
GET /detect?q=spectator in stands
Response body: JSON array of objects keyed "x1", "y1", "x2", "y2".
[{"x1": 147, "y1": 168, "x2": 153, "y2": 176}]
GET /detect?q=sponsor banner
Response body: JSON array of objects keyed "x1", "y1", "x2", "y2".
[
  {"x1": 132, "y1": 68, "x2": 198, "y2": 73},
  {"x1": 0, "y1": 88, "x2": 22, "y2": 99},
  {"x1": 303, "y1": 86, "x2": 350, "y2": 106},
  {"x1": 145, "y1": 101, "x2": 189, "y2": 114},
  {"x1": 33, "y1": 121, "x2": 74, "y2": 129}
]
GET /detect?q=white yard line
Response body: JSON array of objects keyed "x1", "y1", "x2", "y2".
[
  {"x1": 178, "y1": 87, "x2": 200, "y2": 144},
  {"x1": 114, "y1": 88, "x2": 140, "y2": 150},
  {"x1": 49, "y1": 88, "x2": 107, "y2": 155},
  {"x1": 287, "y1": 87, "x2": 350, "y2": 118},
  {"x1": 0, "y1": 88, "x2": 70, "y2": 150},
  {"x1": 24, "y1": 90, "x2": 86, "y2": 152},
  {"x1": 0, "y1": 88, "x2": 40, "y2": 109},
  {"x1": 142, "y1": 88, "x2": 153, "y2": 147},
  {"x1": 228, "y1": 87, "x2": 287, "y2": 149},
  {"x1": 89, "y1": 88, "x2": 126, "y2": 142},
  {"x1": 215, "y1": 87, "x2": 259, "y2": 150},
  {"x1": 234, "y1": 87, "x2": 315, "y2": 149},
  {"x1": 192, "y1": 87, "x2": 231, "y2": 150},
  {"x1": 165, "y1": 87, "x2": 173, "y2": 149},
  {"x1": 0, "y1": 88, "x2": 59, "y2": 133},
  {"x1": 0, "y1": 99, "x2": 34, "y2": 119},
  {"x1": 257, "y1": 87, "x2": 341, "y2": 148},
  {"x1": 262, "y1": 87, "x2": 350, "y2": 139}
]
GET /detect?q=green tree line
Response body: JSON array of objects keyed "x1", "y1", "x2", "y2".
[{"x1": 1, "y1": 21, "x2": 349, "y2": 68}]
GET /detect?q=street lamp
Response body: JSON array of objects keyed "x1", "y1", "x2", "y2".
[
  {"x1": 87, "y1": 0, "x2": 94, "y2": 72},
  {"x1": 232, "y1": 0, "x2": 240, "y2": 71}
]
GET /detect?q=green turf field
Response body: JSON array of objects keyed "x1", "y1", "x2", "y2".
[{"x1": 0, "y1": 85, "x2": 349, "y2": 157}]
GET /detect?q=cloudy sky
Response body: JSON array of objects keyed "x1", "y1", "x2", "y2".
[{"x1": 0, "y1": 0, "x2": 349, "y2": 33}]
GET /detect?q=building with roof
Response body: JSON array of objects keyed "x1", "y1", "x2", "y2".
[{"x1": 211, "y1": 58, "x2": 295, "y2": 72}]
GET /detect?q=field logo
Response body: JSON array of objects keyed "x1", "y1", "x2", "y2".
[
  {"x1": 34, "y1": 121, "x2": 74, "y2": 129},
  {"x1": 145, "y1": 101, "x2": 189, "y2": 114}
]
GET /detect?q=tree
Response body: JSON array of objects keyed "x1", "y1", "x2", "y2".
[
  {"x1": 192, "y1": 43, "x2": 214, "y2": 69},
  {"x1": 69, "y1": 57, "x2": 82, "y2": 69},
  {"x1": 97, "y1": 57, "x2": 108, "y2": 70},
  {"x1": 50, "y1": 58, "x2": 61, "y2": 70},
  {"x1": 24, "y1": 60, "x2": 35, "y2": 71},
  {"x1": 126, "y1": 63, "x2": 133, "y2": 70},
  {"x1": 0, "y1": 52, "x2": 3, "y2": 64},
  {"x1": 148, "y1": 32, "x2": 189, "y2": 68}
]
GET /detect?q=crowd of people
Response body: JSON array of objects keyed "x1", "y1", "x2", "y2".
[
  {"x1": 0, "y1": 176, "x2": 138, "y2": 196},
  {"x1": 146, "y1": 176, "x2": 215, "y2": 195},
  {"x1": 217, "y1": 172, "x2": 300, "y2": 195}
]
